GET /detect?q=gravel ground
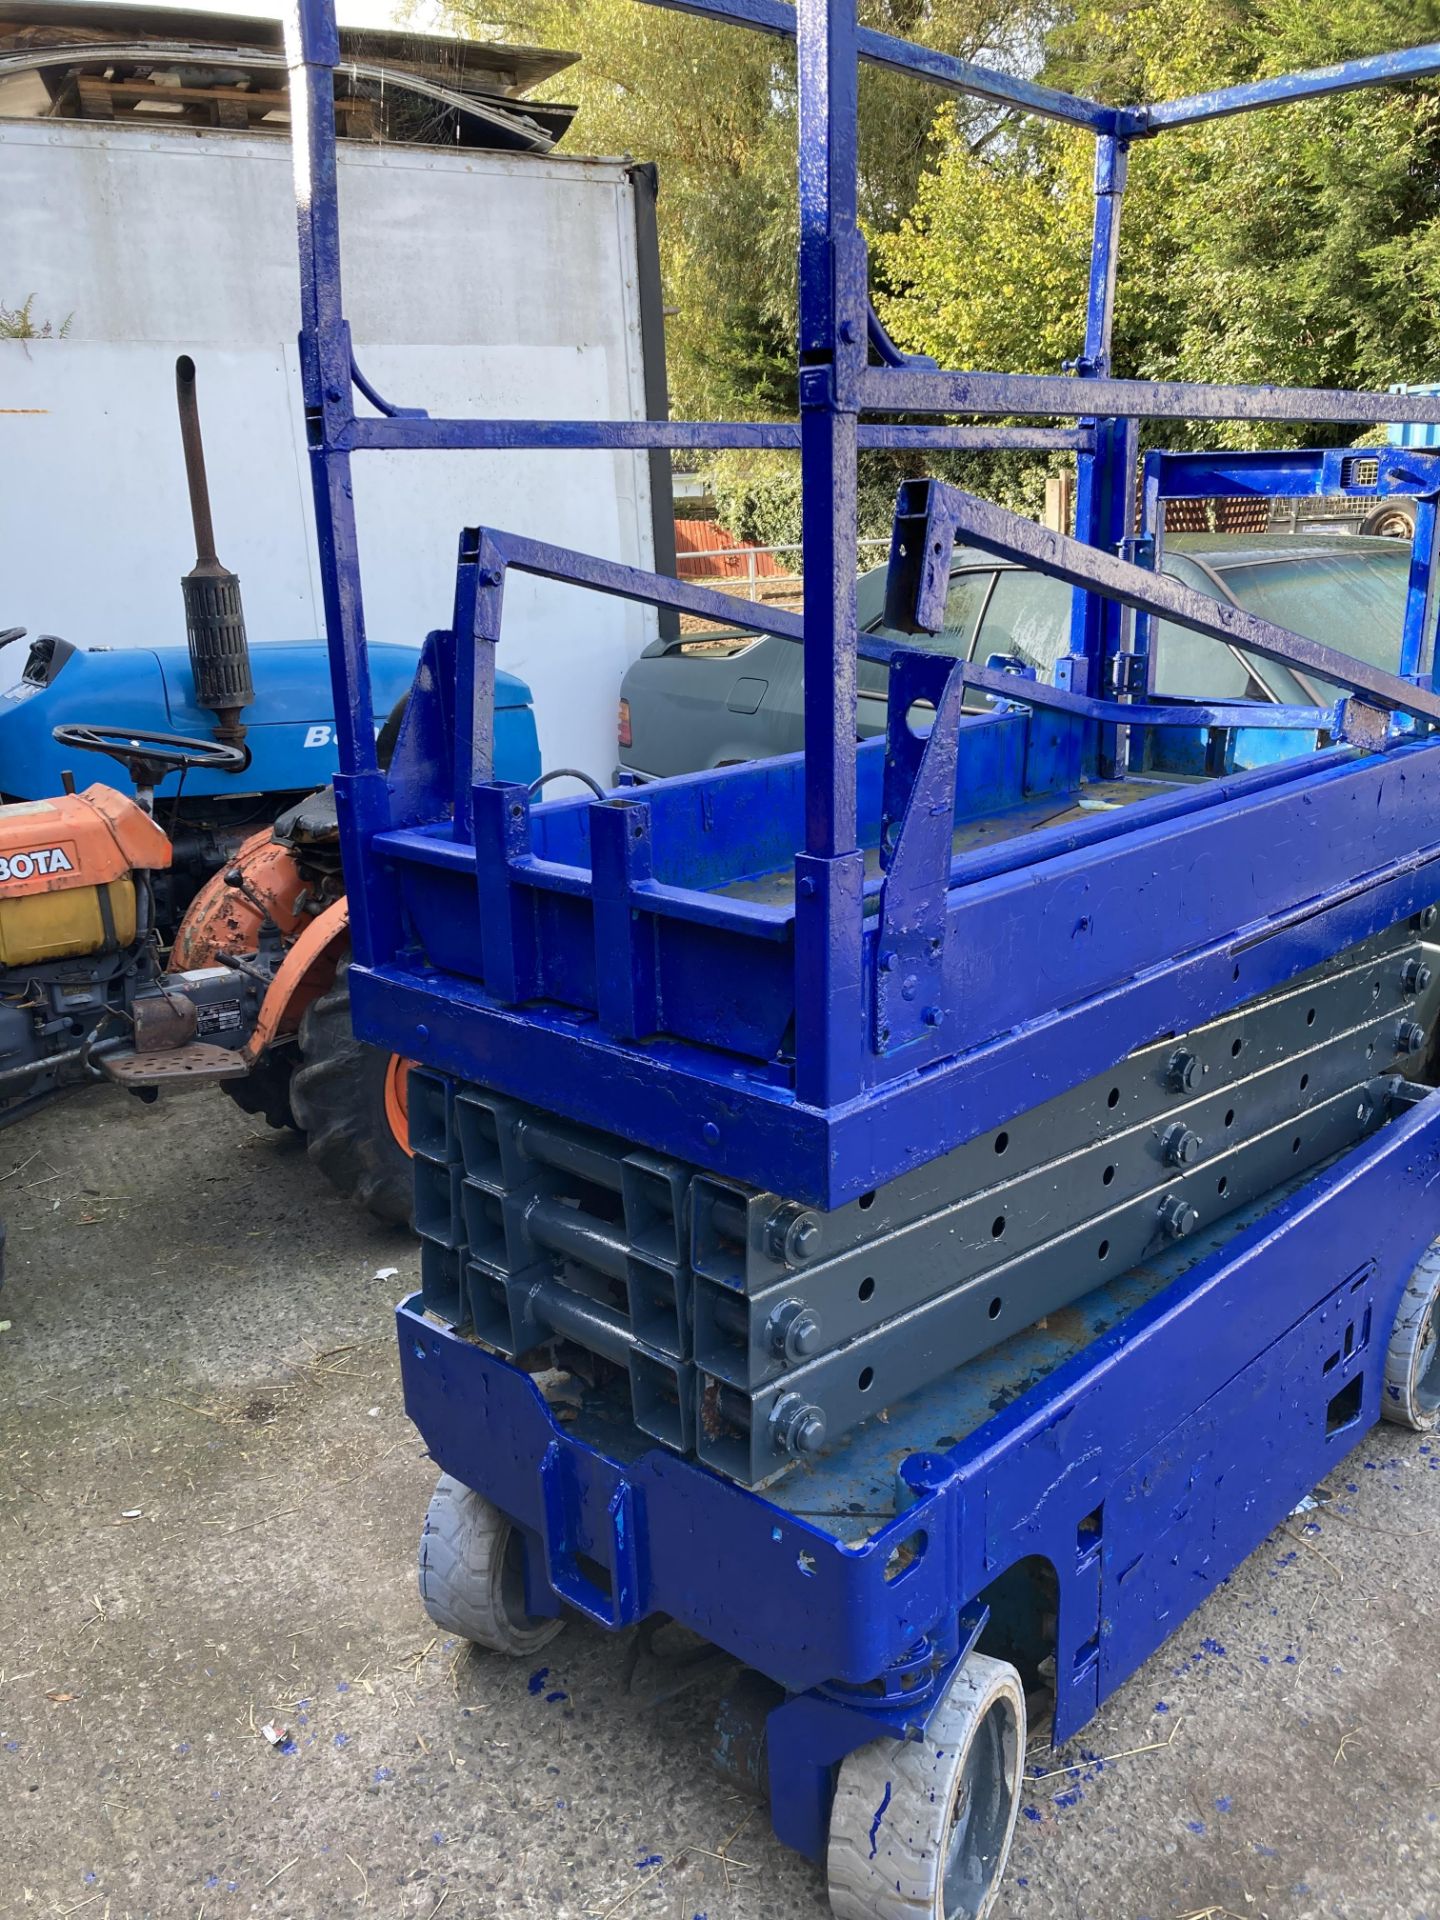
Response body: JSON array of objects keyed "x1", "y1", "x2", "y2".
[{"x1": 1, "y1": 1082, "x2": 1437, "y2": 1920}]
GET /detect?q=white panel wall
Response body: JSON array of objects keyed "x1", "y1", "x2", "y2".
[{"x1": 0, "y1": 120, "x2": 656, "y2": 777}]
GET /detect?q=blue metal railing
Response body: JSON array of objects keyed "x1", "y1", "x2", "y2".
[{"x1": 281, "y1": 0, "x2": 1440, "y2": 1183}]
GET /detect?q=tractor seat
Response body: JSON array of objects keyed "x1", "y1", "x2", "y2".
[{"x1": 273, "y1": 782, "x2": 339, "y2": 849}]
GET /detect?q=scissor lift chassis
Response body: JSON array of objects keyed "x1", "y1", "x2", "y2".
[
  {"x1": 281, "y1": 0, "x2": 1440, "y2": 1909},
  {"x1": 398, "y1": 1087, "x2": 1440, "y2": 1862}
]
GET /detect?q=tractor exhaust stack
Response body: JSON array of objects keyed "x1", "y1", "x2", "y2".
[{"x1": 176, "y1": 354, "x2": 253, "y2": 749}]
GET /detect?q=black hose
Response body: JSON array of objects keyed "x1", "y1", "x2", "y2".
[{"x1": 527, "y1": 768, "x2": 608, "y2": 802}]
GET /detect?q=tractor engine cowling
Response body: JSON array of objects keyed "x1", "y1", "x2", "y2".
[{"x1": 0, "y1": 786, "x2": 171, "y2": 966}]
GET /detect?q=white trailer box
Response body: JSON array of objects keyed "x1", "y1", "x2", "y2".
[{"x1": 0, "y1": 118, "x2": 665, "y2": 778}]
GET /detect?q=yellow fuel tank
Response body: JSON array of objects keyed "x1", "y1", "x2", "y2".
[{"x1": 0, "y1": 786, "x2": 171, "y2": 967}]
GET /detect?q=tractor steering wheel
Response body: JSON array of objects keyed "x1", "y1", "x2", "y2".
[{"x1": 51, "y1": 723, "x2": 251, "y2": 794}]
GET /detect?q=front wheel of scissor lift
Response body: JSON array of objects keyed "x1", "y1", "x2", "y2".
[
  {"x1": 1382, "y1": 1240, "x2": 1440, "y2": 1432},
  {"x1": 826, "y1": 1652, "x2": 1026, "y2": 1920},
  {"x1": 417, "y1": 1473, "x2": 565, "y2": 1657}
]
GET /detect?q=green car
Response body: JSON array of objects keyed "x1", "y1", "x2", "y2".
[{"x1": 617, "y1": 533, "x2": 1415, "y2": 779}]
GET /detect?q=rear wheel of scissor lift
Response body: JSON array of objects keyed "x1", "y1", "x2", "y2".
[
  {"x1": 417, "y1": 1473, "x2": 565, "y2": 1657},
  {"x1": 827, "y1": 1652, "x2": 1026, "y2": 1920},
  {"x1": 1382, "y1": 1240, "x2": 1440, "y2": 1432}
]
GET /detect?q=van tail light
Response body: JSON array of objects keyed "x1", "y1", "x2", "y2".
[{"x1": 617, "y1": 697, "x2": 633, "y2": 750}]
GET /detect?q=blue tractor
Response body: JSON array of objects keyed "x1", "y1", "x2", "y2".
[{"x1": 0, "y1": 357, "x2": 540, "y2": 1232}]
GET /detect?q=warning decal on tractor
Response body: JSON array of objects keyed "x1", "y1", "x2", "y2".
[{"x1": 196, "y1": 1002, "x2": 243, "y2": 1036}]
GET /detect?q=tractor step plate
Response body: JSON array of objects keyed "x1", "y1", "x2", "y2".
[{"x1": 100, "y1": 1043, "x2": 250, "y2": 1087}]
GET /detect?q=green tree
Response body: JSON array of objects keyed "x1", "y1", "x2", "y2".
[
  {"x1": 447, "y1": 0, "x2": 1059, "y2": 539},
  {"x1": 876, "y1": 0, "x2": 1440, "y2": 450}
]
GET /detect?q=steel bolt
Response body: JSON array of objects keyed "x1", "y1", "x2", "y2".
[
  {"x1": 770, "y1": 1393, "x2": 827, "y2": 1455},
  {"x1": 1158, "y1": 1194, "x2": 1200, "y2": 1240},
  {"x1": 921, "y1": 1006, "x2": 944, "y2": 1028},
  {"x1": 1161, "y1": 1122, "x2": 1203, "y2": 1168},
  {"x1": 1403, "y1": 958, "x2": 1433, "y2": 995},
  {"x1": 1166, "y1": 1048, "x2": 1200, "y2": 1093},
  {"x1": 1396, "y1": 1019, "x2": 1428, "y2": 1057},
  {"x1": 764, "y1": 1203, "x2": 822, "y2": 1267},
  {"x1": 767, "y1": 1298, "x2": 823, "y2": 1364},
  {"x1": 1419, "y1": 906, "x2": 1439, "y2": 932}
]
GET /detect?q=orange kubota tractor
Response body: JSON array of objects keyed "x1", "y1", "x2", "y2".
[
  {"x1": 171, "y1": 770, "x2": 413, "y2": 1223},
  {"x1": 0, "y1": 720, "x2": 412, "y2": 1276}
]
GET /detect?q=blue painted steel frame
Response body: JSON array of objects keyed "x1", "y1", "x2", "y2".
[
  {"x1": 282, "y1": 0, "x2": 1440, "y2": 1206},
  {"x1": 282, "y1": 0, "x2": 1440, "y2": 1876}
]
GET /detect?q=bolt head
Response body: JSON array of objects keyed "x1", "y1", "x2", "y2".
[
  {"x1": 1162, "y1": 1122, "x2": 1203, "y2": 1168},
  {"x1": 1166, "y1": 1049, "x2": 1200, "y2": 1093},
  {"x1": 788, "y1": 1309, "x2": 822, "y2": 1360},
  {"x1": 788, "y1": 1216, "x2": 822, "y2": 1263},
  {"x1": 1397, "y1": 1019, "x2": 1428, "y2": 1057},
  {"x1": 770, "y1": 1392, "x2": 826, "y2": 1454},
  {"x1": 921, "y1": 1005, "x2": 944, "y2": 1028},
  {"x1": 1159, "y1": 1194, "x2": 1199, "y2": 1239}
]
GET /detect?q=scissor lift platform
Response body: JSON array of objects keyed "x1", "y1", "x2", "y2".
[{"x1": 280, "y1": 0, "x2": 1440, "y2": 1911}]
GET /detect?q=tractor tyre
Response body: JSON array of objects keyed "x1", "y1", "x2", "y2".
[
  {"x1": 223, "y1": 1049, "x2": 299, "y2": 1132},
  {"x1": 290, "y1": 956, "x2": 413, "y2": 1227}
]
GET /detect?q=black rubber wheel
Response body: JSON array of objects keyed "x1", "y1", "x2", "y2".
[
  {"x1": 222, "y1": 1048, "x2": 300, "y2": 1132},
  {"x1": 289, "y1": 955, "x2": 412, "y2": 1226}
]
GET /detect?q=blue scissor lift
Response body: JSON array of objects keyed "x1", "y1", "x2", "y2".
[{"x1": 284, "y1": 3, "x2": 1440, "y2": 1912}]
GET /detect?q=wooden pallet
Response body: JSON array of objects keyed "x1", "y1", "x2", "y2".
[{"x1": 47, "y1": 70, "x2": 378, "y2": 138}]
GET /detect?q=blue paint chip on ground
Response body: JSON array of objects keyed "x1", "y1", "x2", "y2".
[
  {"x1": 527, "y1": 1667, "x2": 549, "y2": 1695},
  {"x1": 1023, "y1": 1805, "x2": 1043, "y2": 1823},
  {"x1": 636, "y1": 1853, "x2": 662, "y2": 1870}
]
